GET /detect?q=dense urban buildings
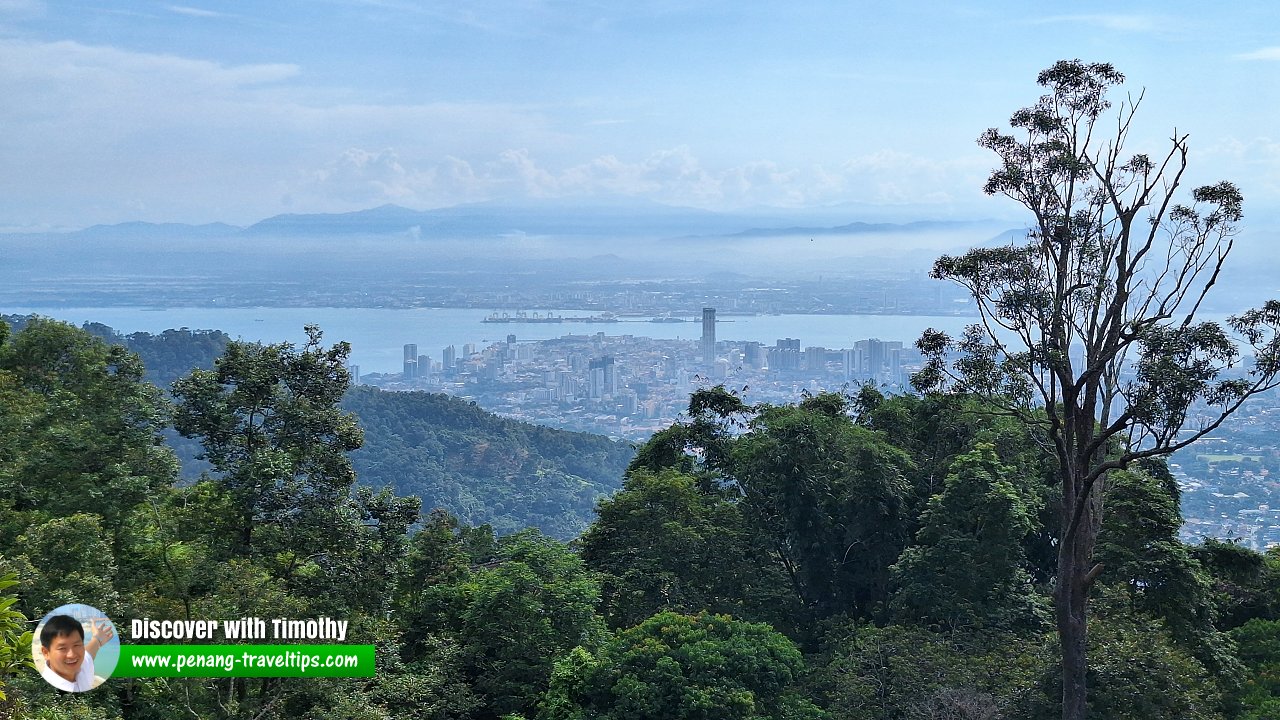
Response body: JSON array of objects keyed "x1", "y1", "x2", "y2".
[
  {"x1": 357, "y1": 311, "x2": 1280, "y2": 552},
  {"x1": 368, "y1": 309, "x2": 919, "y2": 441}
]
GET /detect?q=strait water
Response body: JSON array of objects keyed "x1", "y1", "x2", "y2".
[{"x1": 4, "y1": 305, "x2": 986, "y2": 373}]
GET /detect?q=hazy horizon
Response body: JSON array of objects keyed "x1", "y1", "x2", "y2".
[{"x1": 1, "y1": 2, "x2": 1277, "y2": 234}]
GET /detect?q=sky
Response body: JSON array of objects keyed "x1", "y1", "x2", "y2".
[{"x1": 0, "y1": 1, "x2": 1277, "y2": 229}]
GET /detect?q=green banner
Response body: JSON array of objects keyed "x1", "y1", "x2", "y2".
[{"x1": 116, "y1": 645, "x2": 375, "y2": 678}]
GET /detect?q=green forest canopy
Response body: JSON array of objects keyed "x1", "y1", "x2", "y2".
[{"x1": 0, "y1": 316, "x2": 1278, "y2": 719}]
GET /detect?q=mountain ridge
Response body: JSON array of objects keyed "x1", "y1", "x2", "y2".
[{"x1": 0, "y1": 200, "x2": 1006, "y2": 242}]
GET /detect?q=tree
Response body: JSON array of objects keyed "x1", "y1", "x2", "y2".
[
  {"x1": 537, "y1": 611, "x2": 824, "y2": 720},
  {"x1": 890, "y1": 443, "x2": 1045, "y2": 631},
  {"x1": 172, "y1": 325, "x2": 363, "y2": 556},
  {"x1": 1093, "y1": 463, "x2": 1237, "y2": 682},
  {"x1": 729, "y1": 394, "x2": 913, "y2": 620},
  {"x1": 818, "y1": 623, "x2": 1048, "y2": 720},
  {"x1": 409, "y1": 529, "x2": 604, "y2": 719},
  {"x1": 0, "y1": 318, "x2": 177, "y2": 536},
  {"x1": 1230, "y1": 618, "x2": 1280, "y2": 718},
  {"x1": 625, "y1": 389, "x2": 914, "y2": 626},
  {"x1": 579, "y1": 468, "x2": 797, "y2": 632},
  {"x1": 0, "y1": 572, "x2": 34, "y2": 714},
  {"x1": 1072, "y1": 614, "x2": 1223, "y2": 720},
  {"x1": 1192, "y1": 540, "x2": 1280, "y2": 630},
  {"x1": 914, "y1": 60, "x2": 1280, "y2": 719}
]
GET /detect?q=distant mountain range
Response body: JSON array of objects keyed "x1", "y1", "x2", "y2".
[
  {"x1": 5, "y1": 198, "x2": 1276, "y2": 308},
  {"x1": 0, "y1": 199, "x2": 1007, "y2": 243},
  {"x1": 76, "y1": 221, "x2": 244, "y2": 241}
]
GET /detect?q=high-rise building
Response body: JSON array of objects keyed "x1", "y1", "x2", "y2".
[
  {"x1": 589, "y1": 356, "x2": 616, "y2": 399},
  {"x1": 604, "y1": 356, "x2": 617, "y2": 396},
  {"x1": 769, "y1": 338, "x2": 802, "y2": 372},
  {"x1": 403, "y1": 343, "x2": 418, "y2": 380},
  {"x1": 842, "y1": 349, "x2": 855, "y2": 380},
  {"x1": 805, "y1": 347, "x2": 828, "y2": 373},
  {"x1": 619, "y1": 389, "x2": 639, "y2": 416},
  {"x1": 662, "y1": 355, "x2": 678, "y2": 379},
  {"x1": 852, "y1": 338, "x2": 903, "y2": 380},
  {"x1": 713, "y1": 358, "x2": 730, "y2": 380},
  {"x1": 443, "y1": 345, "x2": 456, "y2": 373},
  {"x1": 348, "y1": 365, "x2": 360, "y2": 385},
  {"x1": 556, "y1": 370, "x2": 577, "y2": 402},
  {"x1": 702, "y1": 307, "x2": 716, "y2": 367}
]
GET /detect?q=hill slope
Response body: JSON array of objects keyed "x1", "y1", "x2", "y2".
[{"x1": 342, "y1": 386, "x2": 633, "y2": 538}]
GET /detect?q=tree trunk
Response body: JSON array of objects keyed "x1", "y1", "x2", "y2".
[
  {"x1": 1057, "y1": 550, "x2": 1089, "y2": 720},
  {"x1": 1057, "y1": 471, "x2": 1102, "y2": 720}
]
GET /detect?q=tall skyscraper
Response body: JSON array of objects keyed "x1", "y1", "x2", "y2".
[
  {"x1": 702, "y1": 307, "x2": 716, "y2": 367},
  {"x1": 589, "y1": 356, "x2": 616, "y2": 399},
  {"x1": 852, "y1": 338, "x2": 903, "y2": 380},
  {"x1": 603, "y1": 355, "x2": 617, "y2": 396},
  {"x1": 403, "y1": 343, "x2": 418, "y2": 380}
]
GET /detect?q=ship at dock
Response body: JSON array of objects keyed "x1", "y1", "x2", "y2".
[{"x1": 483, "y1": 311, "x2": 618, "y2": 324}]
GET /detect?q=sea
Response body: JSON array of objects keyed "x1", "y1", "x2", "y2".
[{"x1": 2, "y1": 305, "x2": 987, "y2": 374}]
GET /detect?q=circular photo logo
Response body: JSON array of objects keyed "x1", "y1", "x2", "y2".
[{"x1": 32, "y1": 604, "x2": 119, "y2": 692}]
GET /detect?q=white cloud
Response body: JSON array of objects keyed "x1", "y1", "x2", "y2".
[
  {"x1": 306, "y1": 148, "x2": 427, "y2": 203},
  {"x1": 0, "y1": 38, "x2": 299, "y2": 95},
  {"x1": 1200, "y1": 137, "x2": 1280, "y2": 199},
  {"x1": 289, "y1": 145, "x2": 990, "y2": 216},
  {"x1": 0, "y1": 38, "x2": 998, "y2": 225},
  {"x1": 1030, "y1": 14, "x2": 1164, "y2": 33},
  {"x1": 0, "y1": 38, "x2": 567, "y2": 224},
  {"x1": 1236, "y1": 47, "x2": 1280, "y2": 61},
  {"x1": 0, "y1": 0, "x2": 42, "y2": 14},
  {"x1": 166, "y1": 5, "x2": 231, "y2": 19}
]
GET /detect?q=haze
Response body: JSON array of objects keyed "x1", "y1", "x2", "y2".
[{"x1": 1, "y1": 1, "x2": 1278, "y2": 232}]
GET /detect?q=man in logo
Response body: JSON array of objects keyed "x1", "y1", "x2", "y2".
[{"x1": 38, "y1": 614, "x2": 113, "y2": 692}]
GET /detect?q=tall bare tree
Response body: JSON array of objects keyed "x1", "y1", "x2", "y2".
[{"x1": 914, "y1": 60, "x2": 1280, "y2": 720}]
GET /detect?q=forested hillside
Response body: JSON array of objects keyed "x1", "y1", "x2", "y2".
[
  {"x1": 343, "y1": 387, "x2": 632, "y2": 538},
  {"x1": 2, "y1": 314, "x2": 631, "y2": 538},
  {"x1": 2, "y1": 316, "x2": 1280, "y2": 719},
  {"x1": 2, "y1": 314, "x2": 233, "y2": 388}
]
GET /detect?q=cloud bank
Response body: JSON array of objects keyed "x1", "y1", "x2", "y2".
[{"x1": 287, "y1": 145, "x2": 989, "y2": 216}]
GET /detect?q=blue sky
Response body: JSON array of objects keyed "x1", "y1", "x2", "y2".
[{"x1": 0, "y1": 1, "x2": 1277, "y2": 228}]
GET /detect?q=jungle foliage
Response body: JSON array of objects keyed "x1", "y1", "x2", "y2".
[{"x1": 1, "y1": 318, "x2": 1278, "y2": 719}]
